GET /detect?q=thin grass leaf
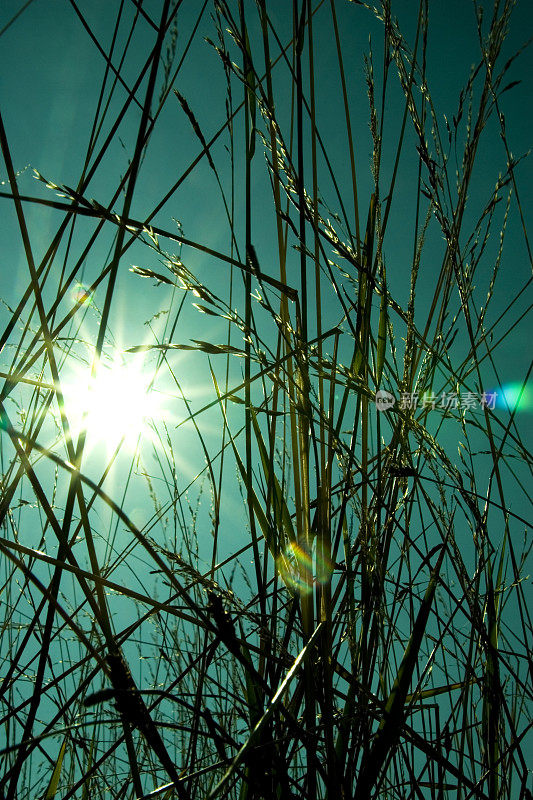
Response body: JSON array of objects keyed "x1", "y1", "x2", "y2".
[
  {"x1": 376, "y1": 290, "x2": 387, "y2": 386},
  {"x1": 207, "y1": 623, "x2": 324, "y2": 799},
  {"x1": 43, "y1": 739, "x2": 67, "y2": 800},
  {"x1": 250, "y1": 407, "x2": 296, "y2": 545},
  {"x1": 125, "y1": 341, "x2": 248, "y2": 356},
  {"x1": 354, "y1": 544, "x2": 447, "y2": 799},
  {"x1": 130, "y1": 266, "x2": 175, "y2": 285}
]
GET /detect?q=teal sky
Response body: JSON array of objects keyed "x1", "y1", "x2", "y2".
[
  {"x1": 2, "y1": 0, "x2": 531, "y2": 366},
  {"x1": 1, "y1": 0, "x2": 531, "y2": 585},
  {"x1": 1, "y1": 0, "x2": 532, "y2": 637}
]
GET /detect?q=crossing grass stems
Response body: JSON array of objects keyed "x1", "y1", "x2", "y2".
[{"x1": 0, "y1": 1, "x2": 531, "y2": 799}]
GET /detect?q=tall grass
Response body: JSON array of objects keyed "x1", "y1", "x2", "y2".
[{"x1": 0, "y1": 1, "x2": 531, "y2": 798}]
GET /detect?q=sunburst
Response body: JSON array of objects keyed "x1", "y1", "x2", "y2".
[{"x1": 61, "y1": 355, "x2": 165, "y2": 454}]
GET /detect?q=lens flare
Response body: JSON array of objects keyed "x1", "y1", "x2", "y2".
[
  {"x1": 486, "y1": 382, "x2": 532, "y2": 413},
  {"x1": 71, "y1": 282, "x2": 95, "y2": 307},
  {"x1": 276, "y1": 540, "x2": 333, "y2": 595}
]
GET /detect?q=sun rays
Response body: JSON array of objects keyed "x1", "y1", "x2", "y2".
[{"x1": 61, "y1": 355, "x2": 166, "y2": 454}]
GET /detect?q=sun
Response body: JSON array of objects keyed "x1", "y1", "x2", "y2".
[{"x1": 62, "y1": 356, "x2": 164, "y2": 452}]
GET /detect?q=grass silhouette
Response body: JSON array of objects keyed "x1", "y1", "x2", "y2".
[{"x1": 0, "y1": 1, "x2": 531, "y2": 798}]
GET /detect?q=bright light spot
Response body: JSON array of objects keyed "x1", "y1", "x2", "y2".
[
  {"x1": 276, "y1": 541, "x2": 333, "y2": 596},
  {"x1": 71, "y1": 281, "x2": 94, "y2": 307},
  {"x1": 488, "y1": 382, "x2": 533, "y2": 413},
  {"x1": 62, "y1": 357, "x2": 164, "y2": 452}
]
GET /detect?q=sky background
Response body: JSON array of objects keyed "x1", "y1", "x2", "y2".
[
  {"x1": 1, "y1": 0, "x2": 531, "y2": 613},
  {"x1": 2, "y1": 0, "x2": 532, "y2": 366}
]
